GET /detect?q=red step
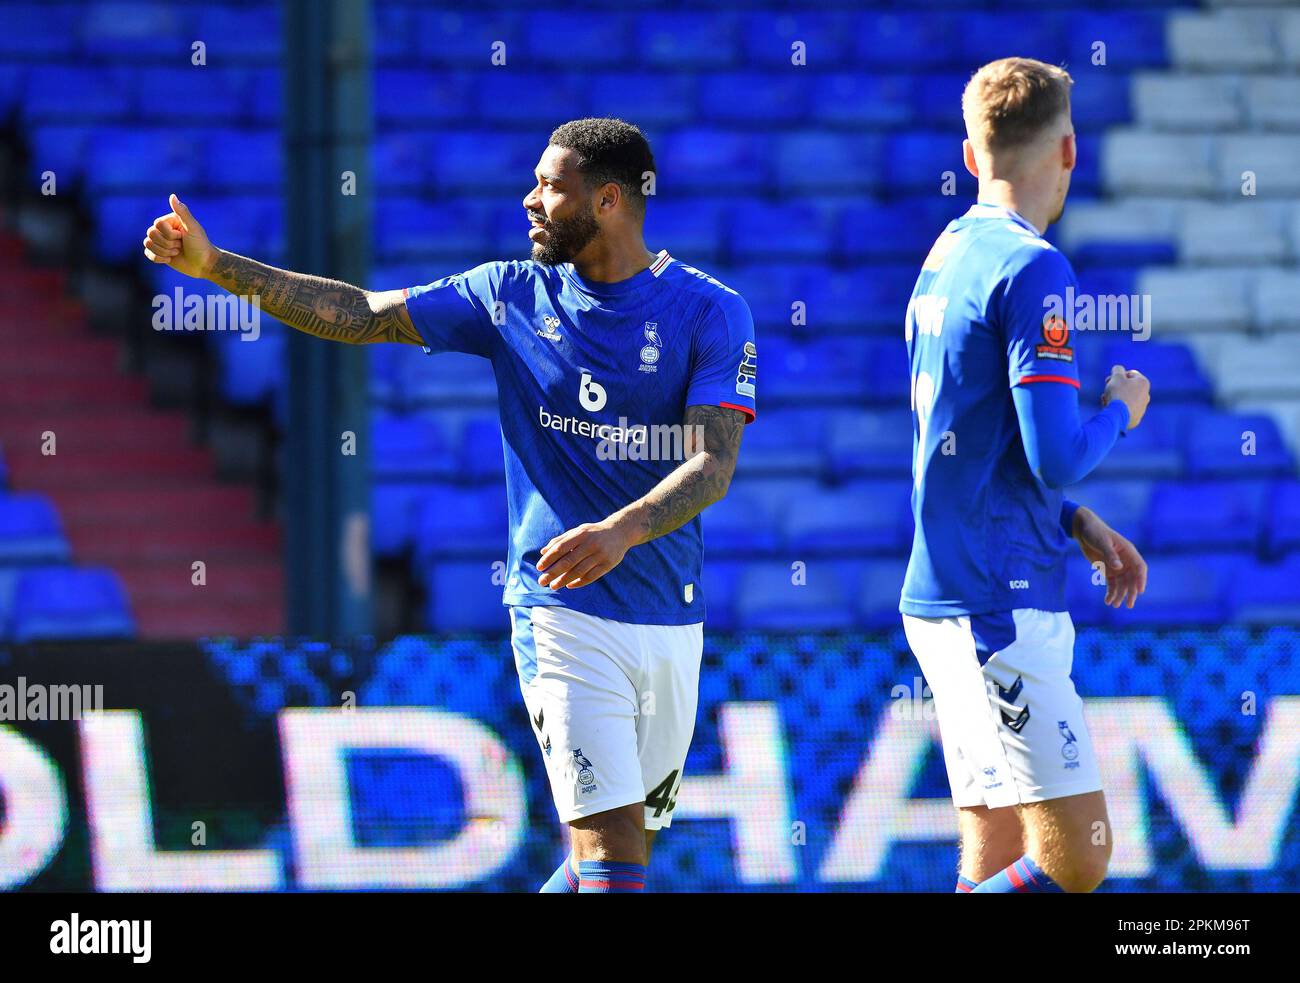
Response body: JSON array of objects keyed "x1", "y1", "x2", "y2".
[
  {"x1": 132, "y1": 598, "x2": 286, "y2": 639},
  {"x1": 0, "y1": 412, "x2": 193, "y2": 453},
  {"x1": 49, "y1": 485, "x2": 257, "y2": 526},
  {"x1": 68, "y1": 521, "x2": 280, "y2": 563}
]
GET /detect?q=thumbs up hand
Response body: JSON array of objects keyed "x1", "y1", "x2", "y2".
[{"x1": 143, "y1": 193, "x2": 218, "y2": 279}]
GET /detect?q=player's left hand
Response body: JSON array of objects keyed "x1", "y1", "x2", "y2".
[
  {"x1": 537, "y1": 518, "x2": 636, "y2": 590},
  {"x1": 1072, "y1": 507, "x2": 1148, "y2": 609}
]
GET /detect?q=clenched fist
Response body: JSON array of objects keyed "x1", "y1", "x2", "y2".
[
  {"x1": 142, "y1": 194, "x2": 218, "y2": 280},
  {"x1": 1101, "y1": 364, "x2": 1151, "y2": 430}
]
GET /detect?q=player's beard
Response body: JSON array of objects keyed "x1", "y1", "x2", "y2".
[{"x1": 529, "y1": 208, "x2": 601, "y2": 265}]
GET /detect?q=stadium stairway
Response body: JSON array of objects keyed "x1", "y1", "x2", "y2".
[{"x1": 0, "y1": 230, "x2": 284, "y2": 639}]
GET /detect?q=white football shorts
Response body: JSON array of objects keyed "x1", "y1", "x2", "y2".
[
  {"x1": 902, "y1": 608, "x2": 1102, "y2": 809},
  {"x1": 509, "y1": 604, "x2": 703, "y2": 830}
]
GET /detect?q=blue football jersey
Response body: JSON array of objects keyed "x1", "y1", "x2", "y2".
[
  {"x1": 901, "y1": 203, "x2": 1082, "y2": 617},
  {"x1": 405, "y1": 250, "x2": 756, "y2": 626}
]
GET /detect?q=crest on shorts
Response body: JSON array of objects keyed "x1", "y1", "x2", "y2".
[{"x1": 572, "y1": 748, "x2": 597, "y2": 792}]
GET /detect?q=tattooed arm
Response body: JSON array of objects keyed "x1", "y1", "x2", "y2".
[
  {"x1": 536, "y1": 404, "x2": 747, "y2": 590},
  {"x1": 142, "y1": 193, "x2": 423, "y2": 345}
]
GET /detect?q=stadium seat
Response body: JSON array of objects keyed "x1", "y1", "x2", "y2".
[
  {"x1": 1179, "y1": 204, "x2": 1288, "y2": 266},
  {"x1": 1168, "y1": 10, "x2": 1281, "y2": 71},
  {"x1": 856, "y1": 558, "x2": 908, "y2": 630},
  {"x1": 734, "y1": 560, "x2": 854, "y2": 631},
  {"x1": 1230, "y1": 555, "x2": 1300, "y2": 625},
  {"x1": 1146, "y1": 480, "x2": 1268, "y2": 552},
  {"x1": 9, "y1": 567, "x2": 136, "y2": 642},
  {"x1": 825, "y1": 409, "x2": 914, "y2": 480},
  {"x1": 699, "y1": 489, "x2": 782, "y2": 557},
  {"x1": 1117, "y1": 553, "x2": 1235, "y2": 626},
  {"x1": 413, "y1": 485, "x2": 508, "y2": 559},
  {"x1": 0, "y1": 494, "x2": 71, "y2": 565},
  {"x1": 1182, "y1": 410, "x2": 1295, "y2": 478},
  {"x1": 425, "y1": 560, "x2": 508, "y2": 632},
  {"x1": 1132, "y1": 74, "x2": 1240, "y2": 130},
  {"x1": 784, "y1": 482, "x2": 912, "y2": 555},
  {"x1": 371, "y1": 414, "x2": 457, "y2": 481},
  {"x1": 1266, "y1": 480, "x2": 1300, "y2": 557}
]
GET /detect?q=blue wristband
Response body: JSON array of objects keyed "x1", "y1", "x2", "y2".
[{"x1": 1060, "y1": 499, "x2": 1081, "y2": 536}]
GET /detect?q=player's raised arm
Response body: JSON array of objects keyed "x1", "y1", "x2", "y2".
[{"x1": 142, "y1": 193, "x2": 424, "y2": 345}]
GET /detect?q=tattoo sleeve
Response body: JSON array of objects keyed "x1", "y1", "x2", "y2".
[
  {"x1": 621, "y1": 404, "x2": 747, "y2": 546},
  {"x1": 207, "y1": 249, "x2": 424, "y2": 345}
]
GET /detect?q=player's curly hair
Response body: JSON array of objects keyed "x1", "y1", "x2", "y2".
[{"x1": 548, "y1": 117, "x2": 656, "y2": 216}]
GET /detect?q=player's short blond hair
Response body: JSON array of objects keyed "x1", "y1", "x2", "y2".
[{"x1": 962, "y1": 57, "x2": 1073, "y2": 153}]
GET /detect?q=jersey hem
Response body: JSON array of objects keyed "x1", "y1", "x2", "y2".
[{"x1": 505, "y1": 593, "x2": 707, "y2": 627}]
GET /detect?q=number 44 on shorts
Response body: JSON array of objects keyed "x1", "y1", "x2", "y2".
[{"x1": 646, "y1": 770, "x2": 680, "y2": 818}]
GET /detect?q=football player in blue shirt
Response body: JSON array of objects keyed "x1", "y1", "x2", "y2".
[
  {"x1": 143, "y1": 118, "x2": 756, "y2": 894},
  {"x1": 901, "y1": 59, "x2": 1151, "y2": 893}
]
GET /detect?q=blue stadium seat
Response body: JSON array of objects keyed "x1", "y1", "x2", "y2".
[
  {"x1": 401, "y1": 350, "x2": 497, "y2": 407},
  {"x1": 371, "y1": 414, "x2": 457, "y2": 481},
  {"x1": 884, "y1": 133, "x2": 971, "y2": 194},
  {"x1": 375, "y1": 70, "x2": 477, "y2": 126},
  {"x1": 1183, "y1": 410, "x2": 1295, "y2": 478},
  {"x1": 784, "y1": 481, "x2": 912, "y2": 555},
  {"x1": 1097, "y1": 341, "x2": 1212, "y2": 404},
  {"x1": 913, "y1": 74, "x2": 967, "y2": 128},
  {"x1": 205, "y1": 129, "x2": 283, "y2": 189},
  {"x1": 371, "y1": 481, "x2": 432, "y2": 557},
  {"x1": 795, "y1": 266, "x2": 913, "y2": 335},
  {"x1": 1267, "y1": 481, "x2": 1300, "y2": 557},
  {"x1": 1062, "y1": 478, "x2": 1155, "y2": 542},
  {"x1": 1146, "y1": 480, "x2": 1268, "y2": 553},
  {"x1": 9, "y1": 567, "x2": 136, "y2": 642},
  {"x1": 1231, "y1": 556, "x2": 1300, "y2": 625},
  {"x1": 0, "y1": 495, "x2": 71, "y2": 565},
  {"x1": 957, "y1": 14, "x2": 1065, "y2": 66},
  {"x1": 699, "y1": 489, "x2": 782, "y2": 557},
  {"x1": 413, "y1": 485, "x2": 508, "y2": 559},
  {"x1": 521, "y1": 12, "x2": 631, "y2": 65},
  {"x1": 701, "y1": 73, "x2": 807, "y2": 124},
  {"x1": 775, "y1": 132, "x2": 883, "y2": 194},
  {"x1": 426, "y1": 560, "x2": 508, "y2": 632},
  {"x1": 1088, "y1": 409, "x2": 1183, "y2": 479},
  {"x1": 825, "y1": 409, "x2": 914, "y2": 480},
  {"x1": 735, "y1": 408, "x2": 826, "y2": 476},
  {"x1": 22, "y1": 67, "x2": 131, "y2": 123},
  {"x1": 430, "y1": 131, "x2": 544, "y2": 193},
  {"x1": 731, "y1": 263, "x2": 814, "y2": 335},
  {"x1": 730, "y1": 203, "x2": 835, "y2": 263},
  {"x1": 661, "y1": 128, "x2": 770, "y2": 193},
  {"x1": 741, "y1": 12, "x2": 855, "y2": 69},
  {"x1": 763, "y1": 337, "x2": 873, "y2": 404},
  {"x1": 734, "y1": 560, "x2": 854, "y2": 631},
  {"x1": 413, "y1": 9, "x2": 523, "y2": 66},
  {"x1": 582, "y1": 72, "x2": 698, "y2": 128},
  {"x1": 0, "y1": 4, "x2": 77, "y2": 56},
  {"x1": 81, "y1": 2, "x2": 190, "y2": 58},
  {"x1": 839, "y1": 199, "x2": 952, "y2": 263},
  {"x1": 474, "y1": 73, "x2": 585, "y2": 125},
  {"x1": 1068, "y1": 68, "x2": 1135, "y2": 127},
  {"x1": 1064, "y1": 552, "x2": 1115, "y2": 627},
  {"x1": 380, "y1": 198, "x2": 493, "y2": 260},
  {"x1": 700, "y1": 559, "x2": 744, "y2": 632},
  {"x1": 857, "y1": 558, "x2": 908, "y2": 630},
  {"x1": 1120, "y1": 554, "x2": 1237, "y2": 626},
  {"x1": 813, "y1": 75, "x2": 915, "y2": 129},
  {"x1": 852, "y1": 13, "x2": 958, "y2": 68},
  {"x1": 85, "y1": 128, "x2": 204, "y2": 193},
  {"x1": 217, "y1": 323, "x2": 285, "y2": 407},
  {"x1": 636, "y1": 13, "x2": 740, "y2": 68},
  {"x1": 132, "y1": 67, "x2": 247, "y2": 124},
  {"x1": 457, "y1": 416, "x2": 506, "y2": 482},
  {"x1": 192, "y1": 6, "x2": 283, "y2": 61},
  {"x1": 644, "y1": 201, "x2": 725, "y2": 263},
  {"x1": 1068, "y1": 13, "x2": 1169, "y2": 68}
]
